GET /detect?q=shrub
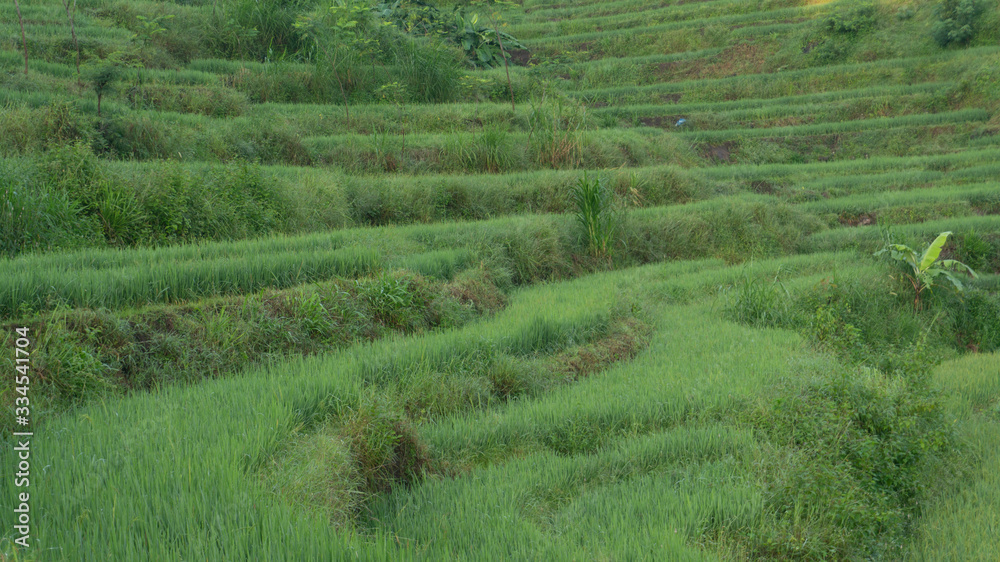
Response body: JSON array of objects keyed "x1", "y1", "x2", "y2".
[
  {"x1": 825, "y1": 2, "x2": 879, "y2": 34},
  {"x1": 212, "y1": 163, "x2": 291, "y2": 236},
  {"x1": 381, "y1": 30, "x2": 464, "y2": 104},
  {"x1": 138, "y1": 162, "x2": 291, "y2": 242},
  {"x1": 748, "y1": 356, "x2": 956, "y2": 559},
  {"x1": 528, "y1": 93, "x2": 586, "y2": 169},
  {"x1": 204, "y1": 0, "x2": 311, "y2": 60},
  {"x1": 933, "y1": 0, "x2": 984, "y2": 47},
  {"x1": 375, "y1": 1, "x2": 527, "y2": 69},
  {"x1": 226, "y1": 118, "x2": 312, "y2": 165},
  {"x1": 98, "y1": 114, "x2": 180, "y2": 160},
  {"x1": 450, "y1": 125, "x2": 516, "y2": 173},
  {"x1": 794, "y1": 273, "x2": 931, "y2": 365},
  {"x1": 955, "y1": 229, "x2": 999, "y2": 273}
]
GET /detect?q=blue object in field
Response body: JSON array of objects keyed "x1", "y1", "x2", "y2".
[{"x1": 675, "y1": 118, "x2": 687, "y2": 127}]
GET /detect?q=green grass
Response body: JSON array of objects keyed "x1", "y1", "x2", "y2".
[
  {"x1": 524, "y1": 5, "x2": 820, "y2": 46},
  {"x1": 800, "y1": 215, "x2": 1000, "y2": 254},
  {"x1": 3, "y1": 0, "x2": 1000, "y2": 557},
  {"x1": 906, "y1": 353, "x2": 1000, "y2": 561},
  {"x1": 0, "y1": 258, "x2": 693, "y2": 560},
  {"x1": 512, "y1": 0, "x2": 799, "y2": 39},
  {"x1": 0, "y1": 196, "x2": 831, "y2": 317},
  {"x1": 678, "y1": 108, "x2": 990, "y2": 142},
  {"x1": 0, "y1": 244, "x2": 381, "y2": 316},
  {"x1": 591, "y1": 82, "x2": 954, "y2": 117},
  {"x1": 3, "y1": 251, "x2": 964, "y2": 559},
  {"x1": 572, "y1": 46, "x2": 1000, "y2": 104}
]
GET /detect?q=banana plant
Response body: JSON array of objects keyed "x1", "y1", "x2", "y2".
[{"x1": 875, "y1": 231, "x2": 978, "y2": 311}]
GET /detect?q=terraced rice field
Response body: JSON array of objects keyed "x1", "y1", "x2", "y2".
[{"x1": 1, "y1": 0, "x2": 999, "y2": 559}]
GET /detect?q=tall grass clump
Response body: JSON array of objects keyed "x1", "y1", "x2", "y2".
[
  {"x1": 724, "y1": 265, "x2": 790, "y2": 328},
  {"x1": 450, "y1": 125, "x2": 517, "y2": 173},
  {"x1": 571, "y1": 172, "x2": 618, "y2": 261},
  {"x1": 0, "y1": 158, "x2": 99, "y2": 257},
  {"x1": 528, "y1": 92, "x2": 587, "y2": 168}
]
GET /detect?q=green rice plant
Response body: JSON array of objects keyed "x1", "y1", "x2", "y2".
[
  {"x1": 2, "y1": 250, "x2": 976, "y2": 559},
  {"x1": 681, "y1": 109, "x2": 989, "y2": 143},
  {"x1": 0, "y1": 244, "x2": 382, "y2": 317},
  {"x1": 525, "y1": 5, "x2": 817, "y2": 46},
  {"x1": 801, "y1": 215, "x2": 1000, "y2": 255},
  {"x1": 570, "y1": 172, "x2": 618, "y2": 261},
  {"x1": 394, "y1": 249, "x2": 473, "y2": 280},
  {"x1": 876, "y1": 231, "x2": 978, "y2": 311},
  {"x1": 589, "y1": 81, "x2": 952, "y2": 117},
  {"x1": 513, "y1": 0, "x2": 797, "y2": 40},
  {"x1": 572, "y1": 46, "x2": 999, "y2": 104}
]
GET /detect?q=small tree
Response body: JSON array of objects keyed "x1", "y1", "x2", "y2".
[
  {"x1": 132, "y1": 14, "x2": 174, "y2": 49},
  {"x1": 295, "y1": 1, "x2": 373, "y2": 121},
  {"x1": 932, "y1": 0, "x2": 984, "y2": 47},
  {"x1": 61, "y1": 0, "x2": 82, "y2": 87},
  {"x1": 875, "y1": 231, "x2": 978, "y2": 311},
  {"x1": 488, "y1": 5, "x2": 517, "y2": 111},
  {"x1": 91, "y1": 66, "x2": 118, "y2": 117},
  {"x1": 14, "y1": 0, "x2": 28, "y2": 75}
]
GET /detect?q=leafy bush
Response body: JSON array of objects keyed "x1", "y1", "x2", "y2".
[
  {"x1": 375, "y1": 1, "x2": 527, "y2": 68},
  {"x1": 825, "y1": 2, "x2": 879, "y2": 34},
  {"x1": 808, "y1": 303, "x2": 862, "y2": 356},
  {"x1": 225, "y1": 118, "x2": 312, "y2": 165},
  {"x1": 139, "y1": 162, "x2": 291, "y2": 241},
  {"x1": 748, "y1": 354, "x2": 956, "y2": 559},
  {"x1": 357, "y1": 273, "x2": 419, "y2": 329},
  {"x1": 933, "y1": 0, "x2": 984, "y2": 46},
  {"x1": 796, "y1": 283, "x2": 935, "y2": 383},
  {"x1": 98, "y1": 113, "x2": 180, "y2": 160},
  {"x1": 205, "y1": 0, "x2": 312, "y2": 60}
]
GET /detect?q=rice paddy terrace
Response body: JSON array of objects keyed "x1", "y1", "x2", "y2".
[{"x1": 1, "y1": 0, "x2": 999, "y2": 559}]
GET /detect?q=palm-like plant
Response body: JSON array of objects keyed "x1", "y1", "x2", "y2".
[{"x1": 875, "y1": 231, "x2": 978, "y2": 311}]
